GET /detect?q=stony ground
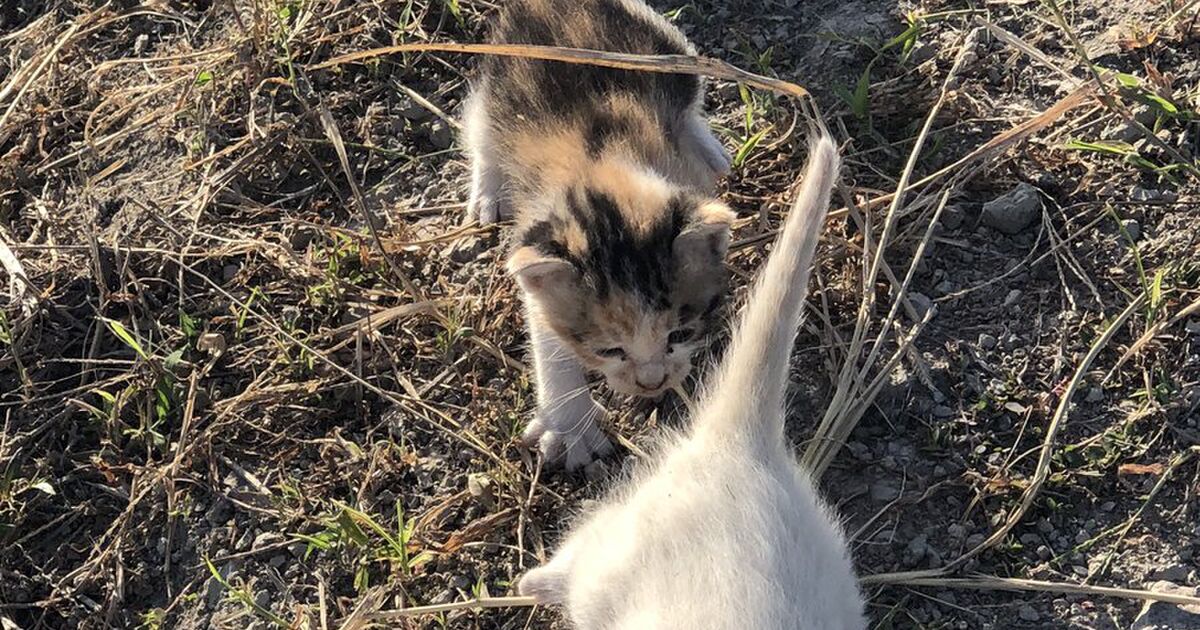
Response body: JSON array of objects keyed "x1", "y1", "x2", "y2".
[{"x1": 2, "y1": 0, "x2": 1199, "y2": 628}]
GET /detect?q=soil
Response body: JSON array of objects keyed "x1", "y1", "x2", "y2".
[{"x1": 1, "y1": 0, "x2": 1199, "y2": 629}]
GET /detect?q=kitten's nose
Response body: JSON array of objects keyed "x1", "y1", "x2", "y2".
[{"x1": 635, "y1": 368, "x2": 667, "y2": 392}]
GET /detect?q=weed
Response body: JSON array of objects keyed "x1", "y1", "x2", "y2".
[
  {"x1": 203, "y1": 557, "x2": 289, "y2": 628},
  {"x1": 295, "y1": 500, "x2": 434, "y2": 593}
]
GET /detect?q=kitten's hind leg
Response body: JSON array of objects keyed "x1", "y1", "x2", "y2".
[
  {"x1": 522, "y1": 317, "x2": 613, "y2": 471},
  {"x1": 464, "y1": 91, "x2": 511, "y2": 225}
]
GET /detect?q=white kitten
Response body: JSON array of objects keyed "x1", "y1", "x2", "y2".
[{"x1": 517, "y1": 135, "x2": 866, "y2": 629}]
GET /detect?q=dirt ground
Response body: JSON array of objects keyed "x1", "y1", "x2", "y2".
[{"x1": 2, "y1": 0, "x2": 1199, "y2": 628}]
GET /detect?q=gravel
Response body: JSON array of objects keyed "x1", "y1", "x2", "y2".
[{"x1": 981, "y1": 183, "x2": 1042, "y2": 235}]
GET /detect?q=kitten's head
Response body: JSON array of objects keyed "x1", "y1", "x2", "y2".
[{"x1": 510, "y1": 167, "x2": 733, "y2": 398}]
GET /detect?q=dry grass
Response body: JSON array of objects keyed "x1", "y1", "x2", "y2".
[{"x1": 2, "y1": 0, "x2": 1199, "y2": 628}]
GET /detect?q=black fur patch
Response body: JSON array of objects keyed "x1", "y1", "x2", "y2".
[
  {"x1": 585, "y1": 110, "x2": 635, "y2": 157},
  {"x1": 556, "y1": 187, "x2": 686, "y2": 309},
  {"x1": 483, "y1": 0, "x2": 699, "y2": 136}
]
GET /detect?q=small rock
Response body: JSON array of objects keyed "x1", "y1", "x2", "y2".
[
  {"x1": 1003, "y1": 289, "x2": 1023, "y2": 307},
  {"x1": 223, "y1": 263, "x2": 239, "y2": 282},
  {"x1": 908, "y1": 40, "x2": 937, "y2": 65},
  {"x1": 254, "y1": 590, "x2": 271, "y2": 612},
  {"x1": 965, "y1": 533, "x2": 986, "y2": 548},
  {"x1": 447, "y1": 236, "x2": 488, "y2": 264},
  {"x1": 907, "y1": 534, "x2": 929, "y2": 559},
  {"x1": 947, "y1": 524, "x2": 966, "y2": 541},
  {"x1": 846, "y1": 441, "x2": 871, "y2": 461},
  {"x1": 397, "y1": 95, "x2": 431, "y2": 120},
  {"x1": 207, "y1": 498, "x2": 233, "y2": 526},
  {"x1": 426, "y1": 119, "x2": 454, "y2": 150},
  {"x1": 1150, "y1": 565, "x2": 1192, "y2": 583},
  {"x1": 449, "y1": 574, "x2": 472, "y2": 590},
  {"x1": 933, "y1": 405, "x2": 955, "y2": 419},
  {"x1": 198, "y1": 332, "x2": 226, "y2": 355},
  {"x1": 934, "y1": 279, "x2": 955, "y2": 295},
  {"x1": 1121, "y1": 219, "x2": 1142, "y2": 242},
  {"x1": 870, "y1": 481, "x2": 900, "y2": 502},
  {"x1": 982, "y1": 183, "x2": 1042, "y2": 235},
  {"x1": 253, "y1": 531, "x2": 281, "y2": 550},
  {"x1": 1037, "y1": 545, "x2": 1052, "y2": 560},
  {"x1": 1019, "y1": 604, "x2": 1040, "y2": 622},
  {"x1": 1085, "y1": 387, "x2": 1104, "y2": 403},
  {"x1": 978, "y1": 333, "x2": 998, "y2": 350},
  {"x1": 908, "y1": 292, "x2": 935, "y2": 319},
  {"x1": 1132, "y1": 581, "x2": 1200, "y2": 629},
  {"x1": 431, "y1": 588, "x2": 457, "y2": 605},
  {"x1": 268, "y1": 554, "x2": 288, "y2": 569},
  {"x1": 1130, "y1": 187, "x2": 1179, "y2": 203},
  {"x1": 467, "y1": 473, "x2": 496, "y2": 508}
]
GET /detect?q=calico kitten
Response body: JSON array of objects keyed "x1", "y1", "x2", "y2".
[
  {"x1": 463, "y1": 0, "x2": 733, "y2": 469},
  {"x1": 517, "y1": 136, "x2": 867, "y2": 629}
]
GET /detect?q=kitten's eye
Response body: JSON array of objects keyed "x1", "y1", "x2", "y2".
[
  {"x1": 597, "y1": 347, "x2": 627, "y2": 360},
  {"x1": 668, "y1": 328, "x2": 695, "y2": 345}
]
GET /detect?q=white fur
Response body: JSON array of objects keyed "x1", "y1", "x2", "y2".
[
  {"x1": 519, "y1": 136, "x2": 866, "y2": 629},
  {"x1": 522, "y1": 302, "x2": 615, "y2": 469}
]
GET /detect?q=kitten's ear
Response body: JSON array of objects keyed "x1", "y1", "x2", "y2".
[
  {"x1": 507, "y1": 246, "x2": 578, "y2": 295},
  {"x1": 674, "y1": 200, "x2": 735, "y2": 269}
]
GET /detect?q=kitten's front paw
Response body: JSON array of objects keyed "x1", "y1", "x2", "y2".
[
  {"x1": 466, "y1": 193, "x2": 511, "y2": 226},
  {"x1": 522, "y1": 401, "x2": 613, "y2": 471}
]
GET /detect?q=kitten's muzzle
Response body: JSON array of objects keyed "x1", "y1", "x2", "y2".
[{"x1": 635, "y1": 374, "x2": 668, "y2": 392}]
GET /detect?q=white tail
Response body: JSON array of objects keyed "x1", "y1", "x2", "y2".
[{"x1": 695, "y1": 135, "x2": 839, "y2": 447}]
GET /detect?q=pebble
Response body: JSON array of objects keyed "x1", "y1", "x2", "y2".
[
  {"x1": 1121, "y1": 218, "x2": 1142, "y2": 242},
  {"x1": 933, "y1": 405, "x2": 955, "y2": 418},
  {"x1": 908, "y1": 292, "x2": 935, "y2": 319},
  {"x1": 906, "y1": 534, "x2": 929, "y2": 561},
  {"x1": 1132, "y1": 581, "x2": 1200, "y2": 629},
  {"x1": 447, "y1": 235, "x2": 488, "y2": 264},
  {"x1": 947, "y1": 524, "x2": 966, "y2": 540},
  {"x1": 1085, "y1": 386, "x2": 1104, "y2": 403},
  {"x1": 397, "y1": 95, "x2": 431, "y2": 120},
  {"x1": 941, "y1": 205, "x2": 965, "y2": 230},
  {"x1": 1037, "y1": 545, "x2": 1052, "y2": 560},
  {"x1": 1130, "y1": 186, "x2": 1179, "y2": 203},
  {"x1": 908, "y1": 40, "x2": 938, "y2": 65},
  {"x1": 978, "y1": 333, "x2": 998, "y2": 350},
  {"x1": 870, "y1": 480, "x2": 900, "y2": 502},
  {"x1": 982, "y1": 183, "x2": 1042, "y2": 234},
  {"x1": 1150, "y1": 565, "x2": 1192, "y2": 583},
  {"x1": 431, "y1": 588, "x2": 457, "y2": 605},
  {"x1": 426, "y1": 119, "x2": 454, "y2": 150},
  {"x1": 1019, "y1": 604, "x2": 1040, "y2": 622},
  {"x1": 1003, "y1": 289, "x2": 1023, "y2": 307},
  {"x1": 254, "y1": 590, "x2": 272, "y2": 612}
]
